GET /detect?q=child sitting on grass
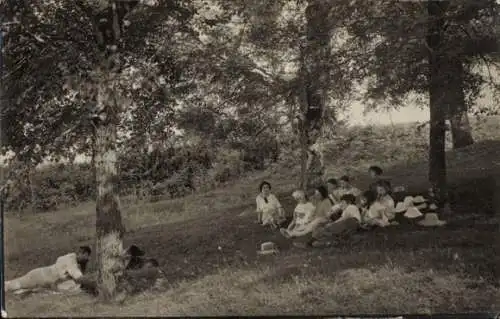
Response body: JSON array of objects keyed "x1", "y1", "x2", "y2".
[
  {"x1": 304, "y1": 194, "x2": 361, "y2": 248},
  {"x1": 280, "y1": 190, "x2": 316, "y2": 238},
  {"x1": 374, "y1": 180, "x2": 396, "y2": 221},
  {"x1": 358, "y1": 190, "x2": 390, "y2": 229}
]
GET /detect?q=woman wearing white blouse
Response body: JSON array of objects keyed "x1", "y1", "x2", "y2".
[
  {"x1": 374, "y1": 180, "x2": 396, "y2": 221},
  {"x1": 281, "y1": 190, "x2": 316, "y2": 238},
  {"x1": 255, "y1": 181, "x2": 285, "y2": 228}
]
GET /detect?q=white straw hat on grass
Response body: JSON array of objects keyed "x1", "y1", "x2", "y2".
[
  {"x1": 404, "y1": 206, "x2": 424, "y2": 219},
  {"x1": 403, "y1": 196, "x2": 414, "y2": 208},
  {"x1": 257, "y1": 242, "x2": 280, "y2": 255},
  {"x1": 394, "y1": 202, "x2": 407, "y2": 213},
  {"x1": 413, "y1": 195, "x2": 427, "y2": 204},
  {"x1": 417, "y1": 213, "x2": 447, "y2": 227}
]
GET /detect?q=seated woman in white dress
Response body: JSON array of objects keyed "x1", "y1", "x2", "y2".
[
  {"x1": 359, "y1": 190, "x2": 390, "y2": 229},
  {"x1": 373, "y1": 180, "x2": 396, "y2": 221},
  {"x1": 292, "y1": 186, "x2": 334, "y2": 247},
  {"x1": 255, "y1": 181, "x2": 286, "y2": 229},
  {"x1": 280, "y1": 190, "x2": 316, "y2": 238}
]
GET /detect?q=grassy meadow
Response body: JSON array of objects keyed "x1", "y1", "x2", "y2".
[{"x1": 4, "y1": 119, "x2": 500, "y2": 316}]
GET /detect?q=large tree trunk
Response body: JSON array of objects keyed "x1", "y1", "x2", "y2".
[
  {"x1": 446, "y1": 59, "x2": 474, "y2": 149},
  {"x1": 427, "y1": 0, "x2": 449, "y2": 207},
  {"x1": 85, "y1": 0, "x2": 139, "y2": 301},
  {"x1": 297, "y1": 0, "x2": 330, "y2": 189},
  {"x1": 94, "y1": 77, "x2": 126, "y2": 302}
]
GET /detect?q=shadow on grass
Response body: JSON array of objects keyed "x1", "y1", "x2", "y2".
[{"x1": 5, "y1": 141, "x2": 500, "y2": 306}]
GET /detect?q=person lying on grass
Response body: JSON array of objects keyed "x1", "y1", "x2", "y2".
[
  {"x1": 5, "y1": 246, "x2": 91, "y2": 294},
  {"x1": 280, "y1": 190, "x2": 315, "y2": 238},
  {"x1": 358, "y1": 190, "x2": 390, "y2": 229},
  {"x1": 78, "y1": 257, "x2": 165, "y2": 297},
  {"x1": 294, "y1": 194, "x2": 361, "y2": 248},
  {"x1": 337, "y1": 175, "x2": 362, "y2": 199},
  {"x1": 255, "y1": 181, "x2": 286, "y2": 229}
]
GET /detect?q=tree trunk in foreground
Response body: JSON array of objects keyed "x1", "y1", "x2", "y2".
[
  {"x1": 446, "y1": 59, "x2": 474, "y2": 149},
  {"x1": 427, "y1": 0, "x2": 449, "y2": 207},
  {"x1": 94, "y1": 79, "x2": 126, "y2": 302},
  {"x1": 297, "y1": 0, "x2": 330, "y2": 190},
  {"x1": 86, "y1": 0, "x2": 140, "y2": 301}
]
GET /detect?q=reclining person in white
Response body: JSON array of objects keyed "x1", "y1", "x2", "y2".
[{"x1": 5, "y1": 246, "x2": 91, "y2": 294}]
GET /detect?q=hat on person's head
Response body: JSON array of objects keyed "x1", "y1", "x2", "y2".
[
  {"x1": 404, "y1": 207, "x2": 424, "y2": 219},
  {"x1": 257, "y1": 242, "x2": 279, "y2": 255},
  {"x1": 428, "y1": 203, "x2": 438, "y2": 211},
  {"x1": 417, "y1": 213, "x2": 447, "y2": 227},
  {"x1": 394, "y1": 202, "x2": 408, "y2": 213}
]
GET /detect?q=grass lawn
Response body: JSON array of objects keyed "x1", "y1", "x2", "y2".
[{"x1": 4, "y1": 141, "x2": 500, "y2": 316}]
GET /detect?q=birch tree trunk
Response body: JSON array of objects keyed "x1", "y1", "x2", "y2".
[
  {"x1": 94, "y1": 75, "x2": 126, "y2": 301},
  {"x1": 82, "y1": 0, "x2": 140, "y2": 300},
  {"x1": 297, "y1": 0, "x2": 330, "y2": 189}
]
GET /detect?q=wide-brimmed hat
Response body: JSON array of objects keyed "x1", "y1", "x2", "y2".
[
  {"x1": 413, "y1": 196, "x2": 427, "y2": 204},
  {"x1": 257, "y1": 242, "x2": 279, "y2": 255},
  {"x1": 428, "y1": 203, "x2": 438, "y2": 211},
  {"x1": 403, "y1": 196, "x2": 414, "y2": 207},
  {"x1": 417, "y1": 213, "x2": 447, "y2": 227},
  {"x1": 404, "y1": 206, "x2": 423, "y2": 219},
  {"x1": 394, "y1": 202, "x2": 407, "y2": 213},
  {"x1": 415, "y1": 202, "x2": 428, "y2": 210}
]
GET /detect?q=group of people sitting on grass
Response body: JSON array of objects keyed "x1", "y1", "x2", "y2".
[
  {"x1": 255, "y1": 165, "x2": 447, "y2": 248},
  {"x1": 5, "y1": 244, "x2": 164, "y2": 296}
]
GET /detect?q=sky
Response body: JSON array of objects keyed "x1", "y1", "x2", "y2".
[{"x1": 344, "y1": 101, "x2": 428, "y2": 126}]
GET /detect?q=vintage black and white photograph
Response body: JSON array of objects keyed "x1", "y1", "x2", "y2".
[{"x1": 1, "y1": 0, "x2": 499, "y2": 317}]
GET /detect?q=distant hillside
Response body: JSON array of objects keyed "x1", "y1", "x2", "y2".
[{"x1": 4, "y1": 115, "x2": 500, "y2": 214}]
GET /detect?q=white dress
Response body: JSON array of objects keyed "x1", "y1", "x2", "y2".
[
  {"x1": 256, "y1": 193, "x2": 285, "y2": 225},
  {"x1": 290, "y1": 202, "x2": 316, "y2": 232}
]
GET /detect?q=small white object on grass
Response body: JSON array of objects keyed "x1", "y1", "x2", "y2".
[{"x1": 257, "y1": 242, "x2": 279, "y2": 255}]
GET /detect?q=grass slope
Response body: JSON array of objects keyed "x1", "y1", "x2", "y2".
[{"x1": 4, "y1": 140, "x2": 500, "y2": 316}]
